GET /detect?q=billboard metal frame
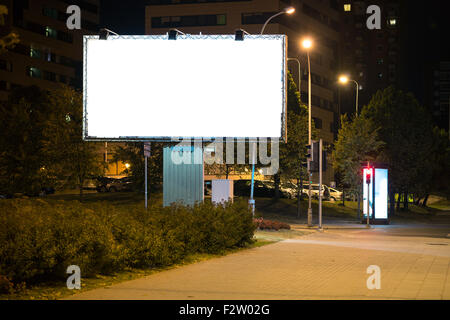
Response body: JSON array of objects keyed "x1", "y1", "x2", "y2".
[{"x1": 82, "y1": 34, "x2": 287, "y2": 143}]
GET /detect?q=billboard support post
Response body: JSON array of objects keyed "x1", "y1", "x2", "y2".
[{"x1": 144, "y1": 142, "x2": 151, "y2": 209}]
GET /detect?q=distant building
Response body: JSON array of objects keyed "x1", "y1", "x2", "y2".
[
  {"x1": 0, "y1": 0, "x2": 128, "y2": 177},
  {"x1": 430, "y1": 61, "x2": 450, "y2": 132},
  {"x1": 0, "y1": 0, "x2": 99, "y2": 100},
  {"x1": 145, "y1": 0, "x2": 341, "y2": 184},
  {"x1": 338, "y1": 0, "x2": 403, "y2": 112}
]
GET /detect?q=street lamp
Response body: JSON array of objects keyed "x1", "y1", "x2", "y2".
[
  {"x1": 260, "y1": 6, "x2": 295, "y2": 34},
  {"x1": 301, "y1": 37, "x2": 313, "y2": 227},
  {"x1": 245, "y1": 6, "x2": 296, "y2": 216},
  {"x1": 338, "y1": 75, "x2": 359, "y2": 116}
]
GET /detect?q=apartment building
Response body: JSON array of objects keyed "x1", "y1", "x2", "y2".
[
  {"x1": 0, "y1": 0, "x2": 99, "y2": 100},
  {"x1": 338, "y1": 0, "x2": 403, "y2": 111}
]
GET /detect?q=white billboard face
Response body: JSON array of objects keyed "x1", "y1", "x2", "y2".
[{"x1": 83, "y1": 35, "x2": 287, "y2": 141}]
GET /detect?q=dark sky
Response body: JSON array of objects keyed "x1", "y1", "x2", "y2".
[{"x1": 99, "y1": 0, "x2": 148, "y2": 35}]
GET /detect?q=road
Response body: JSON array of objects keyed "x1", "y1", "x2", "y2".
[{"x1": 66, "y1": 223, "x2": 450, "y2": 300}]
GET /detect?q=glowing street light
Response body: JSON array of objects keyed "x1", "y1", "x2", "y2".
[
  {"x1": 338, "y1": 74, "x2": 359, "y2": 115},
  {"x1": 260, "y1": 7, "x2": 296, "y2": 34},
  {"x1": 302, "y1": 38, "x2": 312, "y2": 50}
]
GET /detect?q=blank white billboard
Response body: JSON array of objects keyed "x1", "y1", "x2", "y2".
[{"x1": 83, "y1": 34, "x2": 286, "y2": 141}]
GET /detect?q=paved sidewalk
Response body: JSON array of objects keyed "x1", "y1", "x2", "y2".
[{"x1": 67, "y1": 225, "x2": 450, "y2": 300}]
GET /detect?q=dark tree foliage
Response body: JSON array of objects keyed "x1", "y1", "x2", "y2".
[
  {"x1": 361, "y1": 86, "x2": 435, "y2": 211},
  {"x1": 113, "y1": 142, "x2": 164, "y2": 192},
  {"x1": 0, "y1": 86, "x2": 51, "y2": 195}
]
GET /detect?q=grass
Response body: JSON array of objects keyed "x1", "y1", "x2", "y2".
[{"x1": 251, "y1": 196, "x2": 450, "y2": 225}]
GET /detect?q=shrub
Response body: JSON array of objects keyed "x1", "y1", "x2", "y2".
[
  {"x1": 254, "y1": 218, "x2": 291, "y2": 231},
  {"x1": 0, "y1": 198, "x2": 255, "y2": 285}
]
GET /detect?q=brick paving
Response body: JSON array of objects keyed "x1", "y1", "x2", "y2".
[{"x1": 67, "y1": 225, "x2": 450, "y2": 300}]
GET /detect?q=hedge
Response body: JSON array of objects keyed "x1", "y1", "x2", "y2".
[{"x1": 0, "y1": 199, "x2": 255, "y2": 285}]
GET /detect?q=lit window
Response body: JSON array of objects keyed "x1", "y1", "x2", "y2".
[
  {"x1": 28, "y1": 67, "x2": 42, "y2": 79},
  {"x1": 30, "y1": 47, "x2": 41, "y2": 59},
  {"x1": 388, "y1": 18, "x2": 397, "y2": 26},
  {"x1": 216, "y1": 14, "x2": 226, "y2": 25},
  {"x1": 344, "y1": 4, "x2": 351, "y2": 11},
  {"x1": 45, "y1": 26, "x2": 57, "y2": 38}
]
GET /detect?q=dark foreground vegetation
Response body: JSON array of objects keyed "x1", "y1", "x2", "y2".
[{"x1": 0, "y1": 198, "x2": 255, "y2": 293}]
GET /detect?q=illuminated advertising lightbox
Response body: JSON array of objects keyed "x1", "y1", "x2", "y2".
[
  {"x1": 83, "y1": 35, "x2": 287, "y2": 141},
  {"x1": 363, "y1": 167, "x2": 389, "y2": 222}
]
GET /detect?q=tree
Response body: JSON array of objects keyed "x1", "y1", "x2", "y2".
[
  {"x1": 276, "y1": 72, "x2": 311, "y2": 216},
  {"x1": 41, "y1": 85, "x2": 105, "y2": 196},
  {"x1": 0, "y1": 86, "x2": 51, "y2": 195},
  {"x1": 418, "y1": 127, "x2": 450, "y2": 205},
  {"x1": 361, "y1": 86, "x2": 434, "y2": 213},
  {"x1": 332, "y1": 114, "x2": 384, "y2": 215},
  {"x1": 113, "y1": 142, "x2": 163, "y2": 193}
]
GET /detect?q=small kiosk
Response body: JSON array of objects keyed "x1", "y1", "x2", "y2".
[{"x1": 362, "y1": 163, "x2": 389, "y2": 225}]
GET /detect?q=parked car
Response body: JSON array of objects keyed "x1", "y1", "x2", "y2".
[
  {"x1": 96, "y1": 177, "x2": 134, "y2": 193},
  {"x1": 327, "y1": 187, "x2": 343, "y2": 201},
  {"x1": 107, "y1": 177, "x2": 134, "y2": 192},
  {"x1": 234, "y1": 180, "x2": 291, "y2": 198}
]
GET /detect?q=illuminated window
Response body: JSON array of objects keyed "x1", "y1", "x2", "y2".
[
  {"x1": 344, "y1": 4, "x2": 351, "y2": 11},
  {"x1": 216, "y1": 14, "x2": 226, "y2": 25},
  {"x1": 45, "y1": 26, "x2": 57, "y2": 38},
  {"x1": 388, "y1": 18, "x2": 397, "y2": 26},
  {"x1": 28, "y1": 67, "x2": 42, "y2": 79},
  {"x1": 30, "y1": 47, "x2": 41, "y2": 59}
]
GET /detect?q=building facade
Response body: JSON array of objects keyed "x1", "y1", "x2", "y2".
[
  {"x1": 145, "y1": 0, "x2": 341, "y2": 184},
  {"x1": 338, "y1": 0, "x2": 403, "y2": 112},
  {"x1": 0, "y1": 0, "x2": 99, "y2": 100}
]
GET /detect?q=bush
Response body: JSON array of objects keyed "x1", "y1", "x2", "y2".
[
  {"x1": 0, "y1": 199, "x2": 255, "y2": 285},
  {"x1": 254, "y1": 218, "x2": 291, "y2": 231}
]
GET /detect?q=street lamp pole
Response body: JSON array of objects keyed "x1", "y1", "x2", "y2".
[
  {"x1": 248, "y1": 6, "x2": 295, "y2": 215},
  {"x1": 304, "y1": 44, "x2": 313, "y2": 227},
  {"x1": 351, "y1": 79, "x2": 359, "y2": 116},
  {"x1": 338, "y1": 75, "x2": 359, "y2": 116},
  {"x1": 260, "y1": 7, "x2": 295, "y2": 35}
]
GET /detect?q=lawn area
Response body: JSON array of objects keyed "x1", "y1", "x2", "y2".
[{"x1": 250, "y1": 196, "x2": 450, "y2": 225}]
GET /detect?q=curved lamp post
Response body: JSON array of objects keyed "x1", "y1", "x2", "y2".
[
  {"x1": 247, "y1": 6, "x2": 296, "y2": 216},
  {"x1": 260, "y1": 7, "x2": 295, "y2": 34},
  {"x1": 338, "y1": 75, "x2": 360, "y2": 116}
]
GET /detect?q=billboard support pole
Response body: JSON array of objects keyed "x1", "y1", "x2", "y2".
[
  {"x1": 145, "y1": 155, "x2": 148, "y2": 209},
  {"x1": 144, "y1": 142, "x2": 151, "y2": 209}
]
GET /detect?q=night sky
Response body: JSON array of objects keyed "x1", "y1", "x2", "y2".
[{"x1": 99, "y1": 0, "x2": 148, "y2": 35}]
